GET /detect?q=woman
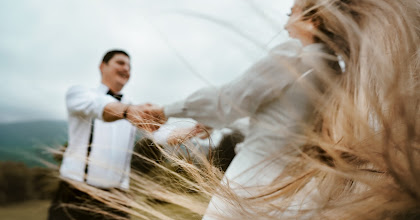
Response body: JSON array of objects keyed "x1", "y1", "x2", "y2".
[
  {"x1": 153, "y1": 0, "x2": 419, "y2": 219},
  {"x1": 81, "y1": 0, "x2": 420, "y2": 219},
  {"x1": 152, "y1": 1, "x2": 342, "y2": 219}
]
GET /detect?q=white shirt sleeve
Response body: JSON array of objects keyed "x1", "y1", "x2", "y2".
[
  {"x1": 66, "y1": 85, "x2": 116, "y2": 120},
  {"x1": 152, "y1": 124, "x2": 177, "y2": 145},
  {"x1": 164, "y1": 48, "x2": 300, "y2": 129}
]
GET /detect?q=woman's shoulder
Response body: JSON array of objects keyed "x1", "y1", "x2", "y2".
[
  {"x1": 269, "y1": 41, "x2": 333, "y2": 71},
  {"x1": 269, "y1": 41, "x2": 329, "y2": 59},
  {"x1": 268, "y1": 40, "x2": 302, "y2": 58}
]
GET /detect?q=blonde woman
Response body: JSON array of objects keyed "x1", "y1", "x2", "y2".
[
  {"x1": 78, "y1": 0, "x2": 419, "y2": 219},
  {"x1": 147, "y1": 0, "x2": 419, "y2": 219},
  {"x1": 150, "y1": 1, "x2": 342, "y2": 219}
]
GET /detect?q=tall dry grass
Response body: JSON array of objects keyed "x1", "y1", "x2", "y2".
[{"x1": 65, "y1": 0, "x2": 420, "y2": 219}]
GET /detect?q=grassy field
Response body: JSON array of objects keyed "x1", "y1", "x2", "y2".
[
  {"x1": 0, "y1": 200, "x2": 50, "y2": 220},
  {"x1": 0, "y1": 199, "x2": 202, "y2": 220}
]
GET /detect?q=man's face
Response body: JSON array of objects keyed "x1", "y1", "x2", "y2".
[{"x1": 100, "y1": 54, "x2": 131, "y2": 92}]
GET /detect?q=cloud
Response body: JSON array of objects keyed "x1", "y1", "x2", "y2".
[{"x1": 0, "y1": 0, "x2": 293, "y2": 123}]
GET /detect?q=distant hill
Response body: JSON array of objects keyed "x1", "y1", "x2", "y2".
[{"x1": 0, "y1": 120, "x2": 68, "y2": 167}]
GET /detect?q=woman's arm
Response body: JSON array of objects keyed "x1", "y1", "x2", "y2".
[
  {"x1": 153, "y1": 124, "x2": 210, "y2": 146},
  {"x1": 164, "y1": 49, "x2": 300, "y2": 129}
]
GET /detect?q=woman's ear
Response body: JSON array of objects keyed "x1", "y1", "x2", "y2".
[
  {"x1": 311, "y1": 17, "x2": 321, "y2": 29},
  {"x1": 303, "y1": 20, "x2": 317, "y2": 32}
]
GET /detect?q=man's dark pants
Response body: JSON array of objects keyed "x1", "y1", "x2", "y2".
[{"x1": 48, "y1": 181, "x2": 129, "y2": 220}]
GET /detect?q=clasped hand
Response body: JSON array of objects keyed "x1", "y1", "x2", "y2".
[
  {"x1": 125, "y1": 103, "x2": 166, "y2": 132},
  {"x1": 166, "y1": 124, "x2": 213, "y2": 145}
]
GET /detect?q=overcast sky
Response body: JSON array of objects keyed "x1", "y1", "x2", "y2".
[{"x1": 0, "y1": 0, "x2": 294, "y2": 123}]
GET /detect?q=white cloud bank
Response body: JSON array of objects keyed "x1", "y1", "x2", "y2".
[{"x1": 0, "y1": 0, "x2": 294, "y2": 123}]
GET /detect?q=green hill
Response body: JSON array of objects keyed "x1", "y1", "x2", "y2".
[{"x1": 0, "y1": 120, "x2": 67, "y2": 167}]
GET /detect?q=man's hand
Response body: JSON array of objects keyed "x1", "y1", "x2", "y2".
[
  {"x1": 166, "y1": 124, "x2": 212, "y2": 145},
  {"x1": 125, "y1": 104, "x2": 167, "y2": 132},
  {"x1": 144, "y1": 104, "x2": 166, "y2": 124},
  {"x1": 194, "y1": 124, "x2": 213, "y2": 139},
  {"x1": 103, "y1": 102, "x2": 167, "y2": 132}
]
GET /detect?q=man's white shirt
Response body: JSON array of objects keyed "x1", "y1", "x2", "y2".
[{"x1": 60, "y1": 83, "x2": 136, "y2": 189}]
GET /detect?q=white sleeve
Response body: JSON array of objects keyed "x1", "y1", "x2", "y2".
[
  {"x1": 66, "y1": 85, "x2": 116, "y2": 120},
  {"x1": 152, "y1": 125, "x2": 177, "y2": 145},
  {"x1": 164, "y1": 50, "x2": 299, "y2": 129}
]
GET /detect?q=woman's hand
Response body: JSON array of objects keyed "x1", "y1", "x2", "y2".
[
  {"x1": 126, "y1": 104, "x2": 167, "y2": 132},
  {"x1": 166, "y1": 124, "x2": 213, "y2": 145}
]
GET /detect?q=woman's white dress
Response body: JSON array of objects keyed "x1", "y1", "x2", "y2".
[{"x1": 163, "y1": 41, "x2": 332, "y2": 219}]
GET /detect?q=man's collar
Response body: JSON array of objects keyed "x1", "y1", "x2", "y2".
[
  {"x1": 98, "y1": 83, "x2": 109, "y2": 94},
  {"x1": 98, "y1": 83, "x2": 123, "y2": 95}
]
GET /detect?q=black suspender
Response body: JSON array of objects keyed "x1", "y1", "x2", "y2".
[
  {"x1": 84, "y1": 90, "x2": 122, "y2": 183},
  {"x1": 83, "y1": 119, "x2": 95, "y2": 182}
]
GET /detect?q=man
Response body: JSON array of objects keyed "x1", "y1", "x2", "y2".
[{"x1": 48, "y1": 50, "x2": 161, "y2": 220}]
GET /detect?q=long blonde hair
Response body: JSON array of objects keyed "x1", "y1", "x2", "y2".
[
  {"x1": 276, "y1": 0, "x2": 420, "y2": 219},
  {"x1": 74, "y1": 0, "x2": 420, "y2": 219}
]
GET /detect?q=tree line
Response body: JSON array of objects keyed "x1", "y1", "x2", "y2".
[{"x1": 0, "y1": 161, "x2": 59, "y2": 205}]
